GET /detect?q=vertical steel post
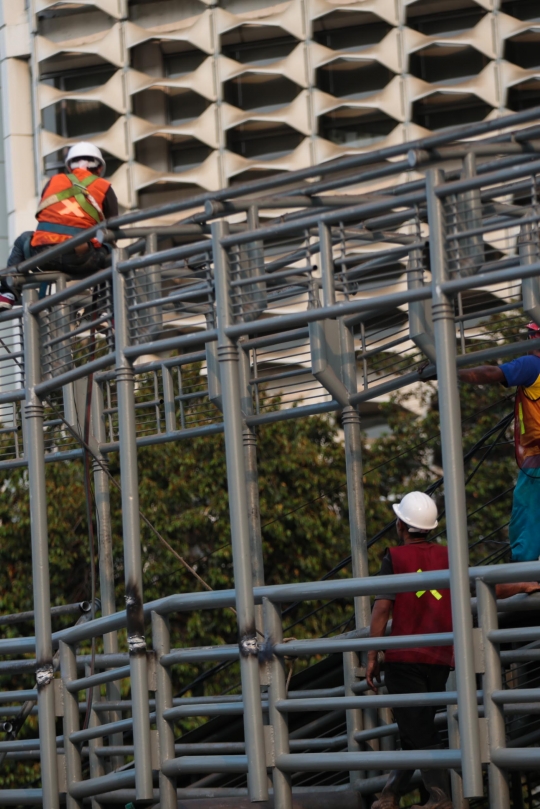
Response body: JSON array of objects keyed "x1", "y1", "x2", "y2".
[
  {"x1": 319, "y1": 220, "x2": 372, "y2": 789},
  {"x1": 212, "y1": 220, "x2": 268, "y2": 802},
  {"x1": 152, "y1": 610, "x2": 176, "y2": 809},
  {"x1": 59, "y1": 642, "x2": 82, "y2": 809},
  {"x1": 426, "y1": 169, "x2": 483, "y2": 798},
  {"x1": 446, "y1": 670, "x2": 469, "y2": 809},
  {"x1": 112, "y1": 249, "x2": 153, "y2": 800},
  {"x1": 22, "y1": 286, "x2": 60, "y2": 809},
  {"x1": 91, "y1": 381, "x2": 123, "y2": 766},
  {"x1": 477, "y1": 580, "x2": 510, "y2": 809},
  {"x1": 263, "y1": 598, "x2": 292, "y2": 809}
]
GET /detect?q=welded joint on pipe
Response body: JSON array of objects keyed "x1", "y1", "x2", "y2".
[
  {"x1": 36, "y1": 664, "x2": 54, "y2": 690},
  {"x1": 128, "y1": 635, "x2": 146, "y2": 654},
  {"x1": 239, "y1": 634, "x2": 276, "y2": 663}
]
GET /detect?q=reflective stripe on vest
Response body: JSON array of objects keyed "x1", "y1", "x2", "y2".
[{"x1": 36, "y1": 222, "x2": 86, "y2": 237}]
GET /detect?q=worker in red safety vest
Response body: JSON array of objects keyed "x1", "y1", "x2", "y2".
[
  {"x1": 367, "y1": 492, "x2": 540, "y2": 809},
  {"x1": 368, "y1": 492, "x2": 453, "y2": 809},
  {"x1": 0, "y1": 142, "x2": 118, "y2": 309}
]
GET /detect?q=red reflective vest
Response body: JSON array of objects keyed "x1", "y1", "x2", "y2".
[
  {"x1": 514, "y1": 387, "x2": 540, "y2": 469},
  {"x1": 31, "y1": 168, "x2": 110, "y2": 249},
  {"x1": 385, "y1": 543, "x2": 454, "y2": 667}
]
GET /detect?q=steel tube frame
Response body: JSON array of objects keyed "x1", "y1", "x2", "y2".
[
  {"x1": 111, "y1": 248, "x2": 153, "y2": 800},
  {"x1": 22, "y1": 287, "x2": 59, "y2": 809},
  {"x1": 427, "y1": 168, "x2": 483, "y2": 797},
  {"x1": 477, "y1": 580, "x2": 510, "y2": 809},
  {"x1": 212, "y1": 219, "x2": 268, "y2": 801},
  {"x1": 152, "y1": 610, "x2": 177, "y2": 809}
]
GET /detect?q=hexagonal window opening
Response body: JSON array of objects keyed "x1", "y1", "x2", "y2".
[
  {"x1": 313, "y1": 10, "x2": 393, "y2": 51},
  {"x1": 507, "y1": 79, "x2": 540, "y2": 112},
  {"x1": 319, "y1": 108, "x2": 398, "y2": 148},
  {"x1": 504, "y1": 33, "x2": 540, "y2": 70},
  {"x1": 41, "y1": 99, "x2": 120, "y2": 140},
  {"x1": 227, "y1": 122, "x2": 304, "y2": 160},
  {"x1": 170, "y1": 137, "x2": 213, "y2": 172},
  {"x1": 229, "y1": 168, "x2": 284, "y2": 185},
  {"x1": 406, "y1": 0, "x2": 486, "y2": 35},
  {"x1": 317, "y1": 59, "x2": 395, "y2": 99},
  {"x1": 412, "y1": 92, "x2": 492, "y2": 130},
  {"x1": 221, "y1": 25, "x2": 298, "y2": 66},
  {"x1": 131, "y1": 41, "x2": 208, "y2": 78},
  {"x1": 132, "y1": 88, "x2": 210, "y2": 126},
  {"x1": 224, "y1": 74, "x2": 301, "y2": 112},
  {"x1": 138, "y1": 182, "x2": 205, "y2": 210},
  {"x1": 501, "y1": 0, "x2": 540, "y2": 22},
  {"x1": 409, "y1": 45, "x2": 489, "y2": 84}
]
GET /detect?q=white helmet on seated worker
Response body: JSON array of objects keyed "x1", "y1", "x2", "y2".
[
  {"x1": 392, "y1": 491, "x2": 438, "y2": 532},
  {"x1": 65, "y1": 142, "x2": 106, "y2": 174}
]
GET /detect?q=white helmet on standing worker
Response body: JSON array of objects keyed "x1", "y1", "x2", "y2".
[
  {"x1": 392, "y1": 491, "x2": 438, "y2": 531},
  {"x1": 65, "y1": 142, "x2": 106, "y2": 174}
]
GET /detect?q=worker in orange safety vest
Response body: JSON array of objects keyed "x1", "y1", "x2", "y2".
[{"x1": 1, "y1": 142, "x2": 118, "y2": 309}]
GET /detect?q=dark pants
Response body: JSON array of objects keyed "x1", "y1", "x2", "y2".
[
  {"x1": 384, "y1": 661, "x2": 450, "y2": 750},
  {"x1": 5, "y1": 231, "x2": 109, "y2": 288}
]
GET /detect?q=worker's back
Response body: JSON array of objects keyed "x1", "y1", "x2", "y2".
[{"x1": 386, "y1": 542, "x2": 453, "y2": 666}]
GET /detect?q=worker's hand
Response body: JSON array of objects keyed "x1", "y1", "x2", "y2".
[
  {"x1": 524, "y1": 582, "x2": 540, "y2": 595},
  {"x1": 366, "y1": 654, "x2": 382, "y2": 693},
  {"x1": 417, "y1": 360, "x2": 436, "y2": 382}
]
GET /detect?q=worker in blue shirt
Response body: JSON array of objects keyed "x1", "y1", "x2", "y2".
[{"x1": 457, "y1": 321, "x2": 540, "y2": 561}]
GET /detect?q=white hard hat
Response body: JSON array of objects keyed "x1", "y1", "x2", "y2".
[
  {"x1": 65, "y1": 142, "x2": 106, "y2": 173},
  {"x1": 392, "y1": 491, "x2": 438, "y2": 532}
]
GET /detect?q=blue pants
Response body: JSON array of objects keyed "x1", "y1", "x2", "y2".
[{"x1": 509, "y1": 467, "x2": 540, "y2": 561}]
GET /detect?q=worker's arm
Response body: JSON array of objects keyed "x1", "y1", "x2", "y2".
[
  {"x1": 495, "y1": 582, "x2": 540, "y2": 599},
  {"x1": 366, "y1": 599, "x2": 393, "y2": 693},
  {"x1": 458, "y1": 365, "x2": 506, "y2": 385},
  {"x1": 103, "y1": 186, "x2": 119, "y2": 219}
]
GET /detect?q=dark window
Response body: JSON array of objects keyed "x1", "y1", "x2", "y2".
[
  {"x1": 507, "y1": 80, "x2": 540, "y2": 112},
  {"x1": 221, "y1": 34, "x2": 297, "y2": 64},
  {"x1": 504, "y1": 36, "x2": 540, "y2": 70},
  {"x1": 319, "y1": 109, "x2": 397, "y2": 147},
  {"x1": 164, "y1": 50, "x2": 207, "y2": 76},
  {"x1": 500, "y1": 0, "x2": 540, "y2": 21},
  {"x1": 407, "y1": 0, "x2": 485, "y2": 34},
  {"x1": 317, "y1": 60, "x2": 394, "y2": 98},
  {"x1": 169, "y1": 90, "x2": 210, "y2": 123},
  {"x1": 170, "y1": 140, "x2": 213, "y2": 171},
  {"x1": 314, "y1": 19, "x2": 392, "y2": 50},
  {"x1": 412, "y1": 94, "x2": 492, "y2": 130},
  {"x1": 409, "y1": 46, "x2": 488, "y2": 83},
  {"x1": 226, "y1": 123, "x2": 303, "y2": 159},
  {"x1": 224, "y1": 74, "x2": 300, "y2": 111}
]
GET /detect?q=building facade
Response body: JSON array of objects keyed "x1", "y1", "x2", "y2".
[{"x1": 0, "y1": 0, "x2": 538, "y2": 263}]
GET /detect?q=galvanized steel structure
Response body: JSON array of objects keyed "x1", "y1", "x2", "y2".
[{"x1": 2, "y1": 107, "x2": 540, "y2": 808}]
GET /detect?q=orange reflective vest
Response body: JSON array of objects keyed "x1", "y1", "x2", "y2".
[
  {"x1": 514, "y1": 387, "x2": 540, "y2": 469},
  {"x1": 31, "y1": 168, "x2": 110, "y2": 249}
]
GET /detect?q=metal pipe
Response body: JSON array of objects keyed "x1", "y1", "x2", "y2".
[
  {"x1": 90, "y1": 380, "x2": 123, "y2": 766},
  {"x1": 212, "y1": 220, "x2": 268, "y2": 801},
  {"x1": 427, "y1": 167, "x2": 483, "y2": 798},
  {"x1": 66, "y1": 666, "x2": 131, "y2": 693},
  {"x1": 60, "y1": 642, "x2": 82, "y2": 809},
  {"x1": 477, "y1": 580, "x2": 509, "y2": 809},
  {"x1": 277, "y1": 750, "x2": 462, "y2": 772},
  {"x1": 264, "y1": 598, "x2": 293, "y2": 809},
  {"x1": 22, "y1": 286, "x2": 59, "y2": 809},
  {"x1": 152, "y1": 611, "x2": 176, "y2": 809},
  {"x1": 112, "y1": 248, "x2": 153, "y2": 801}
]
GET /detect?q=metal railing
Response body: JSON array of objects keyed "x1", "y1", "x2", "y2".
[{"x1": 1, "y1": 107, "x2": 540, "y2": 809}]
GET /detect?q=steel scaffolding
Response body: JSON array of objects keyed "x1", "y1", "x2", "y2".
[{"x1": 1, "y1": 107, "x2": 540, "y2": 808}]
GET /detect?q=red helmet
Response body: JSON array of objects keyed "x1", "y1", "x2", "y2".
[{"x1": 527, "y1": 322, "x2": 540, "y2": 332}]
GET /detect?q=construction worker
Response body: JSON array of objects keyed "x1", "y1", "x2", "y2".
[
  {"x1": 367, "y1": 491, "x2": 540, "y2": 809},
  {"x1": 453, "y1": 321, "x2": 540, "y2": 562},
  {"x1": 367, "y1": 491, "x2": 453, "y2": 809},
  {"x1": 0, "y1": 142, "x2": 117, "y2": 309}
]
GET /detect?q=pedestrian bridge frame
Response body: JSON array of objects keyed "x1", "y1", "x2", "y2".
[{"x1": 1, "y1": 106, "x2": 540, "y2": 809}]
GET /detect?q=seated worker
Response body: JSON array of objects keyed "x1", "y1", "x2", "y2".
[
  {"x1": 0, "y1": 142, "x2": 118, "y2": 310},
  {"x1": 367, "y1": 491, "x2": 540, "y2": 809}
]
